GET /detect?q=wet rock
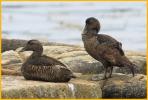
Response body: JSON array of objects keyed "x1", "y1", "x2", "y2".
[
  {"x1": 2, "y1": 75, "x2": 102, "y2": 99},
  {"x1": 92, "y1": 73, "x2": 146, "y2": 98}
]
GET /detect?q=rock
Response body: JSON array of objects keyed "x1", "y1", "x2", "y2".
[
  {"x1": 2, "y1": 39, "x2": 27, "y2": 52},
  {"x1": 2, "y1": 69, "x2": 22, "y2": 76},
  {"x1": 2, "y1": 41, "x2": 146, "y2": 75},
  {"x1": 2, "y1": 38, "x2": 80, "y2": 52},
  {"x1": 2, "y1": 50, "x2": 23, "y2": 70},
  {"x1": 16, "y1": 46, "x2": 84, "y2": 59},
  {"x1": 91, "y1": 73, "x2": 146, "y2": 98},
  {"x1": 60, "y1": 54, "x2": 103, "y2": 74},
  {"x1": 16, "y1": 46, "x2": 103, "y2": 74},
  {"x1": 17, "y1": 46, "x2": 146, "y2": 74},
  {"x1": 125, "y1": 50, "x2": 146, "y2": 57},
  {"x1": 43, "y1": 46, "x2": 83, "y2": 58},
  {"x1": 2, "y1": 75, "x2": 102, "y2": 99},
  {"x1": 2, "y1": 50, "x2": 22, "y2": 64},
  {"x1": 2, "y1": 39, "x2": 146, "y2": 98},
  {"x1": 76, "y1": 73, "x2": 146, "y2": 98}
]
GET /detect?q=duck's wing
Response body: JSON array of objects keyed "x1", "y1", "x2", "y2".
[
  {"x1": 96, "y1": 34, "x2": 125, "y2": 56},
  {"x1": 32, "y1": 55, "x2": 67, "y2": 67},
  {"x1": 39, "y1": 58, "x2": 76, "y2": 78},
  {"x1": 41, "y1": 56, "x2": 75, "y2": 77}
]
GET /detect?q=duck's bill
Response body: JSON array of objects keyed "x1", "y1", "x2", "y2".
[{"x1": 19, "y1": 47, "x2": 26, "y2": 52}]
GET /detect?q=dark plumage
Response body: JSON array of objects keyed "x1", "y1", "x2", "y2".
[
  {"x1": 82, "y1": 17, "x2": 135, "y2": 79},
  {"x1": 20, "y1": 40, "x2": 76, "y2": 82}
]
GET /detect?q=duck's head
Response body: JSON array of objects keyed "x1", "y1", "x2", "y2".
[
  {"x1": 83, "y1": 17, "x2": 100, "y2": 34},
  {"x1": 20, "y1": 40, "x2": 43, "y2": 53}
]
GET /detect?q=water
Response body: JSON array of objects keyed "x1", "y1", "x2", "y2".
[{"x1": 2, "y1": 2, "x2": 146, "y2": 52}]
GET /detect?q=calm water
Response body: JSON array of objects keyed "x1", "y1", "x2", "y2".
[{"x1": 2, "y1": 2, "x2": 146, "y2": 51}]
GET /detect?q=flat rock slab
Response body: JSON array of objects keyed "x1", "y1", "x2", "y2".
[{"x1": 2, "y1": 75, "x2": 102, "y2": 99}]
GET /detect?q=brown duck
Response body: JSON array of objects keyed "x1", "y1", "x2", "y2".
[
  {"x1": 82, "y1": 17, "x2": 135, "y2": 79},
  {"x1": 20, "y1": 40, "x2": 76, "y2": 82}
]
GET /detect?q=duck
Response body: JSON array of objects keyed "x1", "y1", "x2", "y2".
[
  {"x1": 82, "y1": 17, "x2": 135, "y2": 79},
  {"x1": 20, "y1": 40, "x2": 76, "y2": 82}
]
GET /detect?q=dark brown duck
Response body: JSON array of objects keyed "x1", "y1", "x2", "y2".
[
  {"x1": 20, "y1": 40, "x2": 76, "y2": 82},
  {"x1": 82, "y1": 17, "x2": 136, "y2": 79}
]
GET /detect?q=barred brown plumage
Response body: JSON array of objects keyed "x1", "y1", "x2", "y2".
[
  {"x1": 20, "y1": 40, "x2": 76, "y2": 82},
  {"x1": 82, "y1": 17, "x2": 136, "y2": 80}
]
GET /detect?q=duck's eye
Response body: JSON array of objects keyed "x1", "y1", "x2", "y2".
[{"x1": 28, "y1": 42, "x2": 33, "y2": 45}]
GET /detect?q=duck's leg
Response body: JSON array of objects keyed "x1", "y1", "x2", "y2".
[
  {"x1": 128, "y1": 64, "x2": 135, "y2": 77},
  {"x1": 108, "y1": 66, "x2": 113, "y2": 78},
  {"x1": 102, "y1": 67, "x2": 108, "y2": 80}
]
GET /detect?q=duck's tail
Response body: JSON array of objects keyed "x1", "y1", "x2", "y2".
[
  {"x1": 60, "y1": 66, "x2": 77, "y2": 79},
  {"x1": 120, "y1": 56, "x2": 136, "y2": 77},
  {"x1": 69, "y1": 73, "x2": 77, "y2": 78}
]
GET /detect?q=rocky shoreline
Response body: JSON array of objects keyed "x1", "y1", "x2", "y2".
[{"x1": 2, "y1": 39, "x2": 147, "y2": 99}]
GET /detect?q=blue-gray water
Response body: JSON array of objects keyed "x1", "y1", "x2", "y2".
[{"x1": 2, "y1": 2, "x2": 146, "y2": 52}]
